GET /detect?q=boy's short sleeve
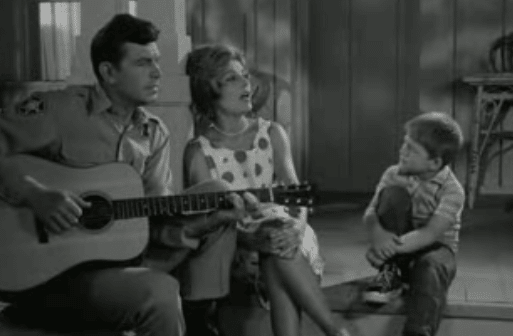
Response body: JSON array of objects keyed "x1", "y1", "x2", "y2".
[
  {"x1": 364, "y1": 165, "x2": 399, "y2": 218},
  {"x1": 434, "y1": 178, "x2": 465, "y2": 222}
]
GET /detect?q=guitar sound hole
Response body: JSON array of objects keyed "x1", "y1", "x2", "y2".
[{"x1": 79, "y1": 195, "x2": 113, "y2": 231}]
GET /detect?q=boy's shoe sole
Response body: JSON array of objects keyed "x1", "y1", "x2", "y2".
[{"x1": 362, "y1": 287, "x2": 402, "y2": 304}]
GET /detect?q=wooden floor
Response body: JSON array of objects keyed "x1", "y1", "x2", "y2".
[
  {"x1": 314, "y1": 203, "x2": 513, "y2": 307},
  {"x1": 219, "y1": 201, "x2": 513, "y2": 336},
  {"x1": 3, "y1": 200, "x2": 513, "y2": 335}
]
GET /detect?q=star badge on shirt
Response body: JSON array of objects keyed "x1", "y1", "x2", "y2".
[{"x1": 16, "y1": 95, "x2": 45, "y2": 116}]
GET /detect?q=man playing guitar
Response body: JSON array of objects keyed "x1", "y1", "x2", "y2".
[{"x1": 0, "y1": 14, "x2": 263, "y2": 336}]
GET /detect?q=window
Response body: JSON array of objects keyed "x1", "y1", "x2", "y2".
[{"x1": 38, "y1": 1, "x2": 137, "y2": 81}]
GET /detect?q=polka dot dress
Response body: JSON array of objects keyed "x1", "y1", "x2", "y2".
[
  {"x1": 197, "y1": 118, "x2": 324, "y2": 276},
  {"x1": 198, "y1": 118, "x2": 274, "y2": 190}
]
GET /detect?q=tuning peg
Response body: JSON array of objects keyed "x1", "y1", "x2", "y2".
[{"x1": 308, "y1": 207, "x2": 314, "y2": 215}]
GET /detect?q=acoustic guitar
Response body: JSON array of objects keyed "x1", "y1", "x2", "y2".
[{"x1": 0, "y1": 155, "x2": 315, "y2": 293}]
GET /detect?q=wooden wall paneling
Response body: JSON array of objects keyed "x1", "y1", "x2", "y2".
[
  {"x1": 397, "y1": 0, "x2": 420, "y2": 128},
  {"x1": 186, "y1": 0, "x2": 207, "y2": 45},
  {"x1": 185, "y1": 0, "x2": 198, "y2": 43},
  {"x1": 242, "y1": 0, "x2": 257, "y2": 65},
  {"x1": 496, "y1": 0, "x2": 513, "y2": 190},
  {"x1": 253, "y1": 0, "x2": 277, "y2": 122},
  {"x1": 455, "y1": 0, "x2": 507, "y2": 192},
  {"x1": 419, "y1": 0, "x2": 459, "y2": 177},
  {"x1": 290, "y1": 0, "x2": 310, "y2": 180},
  {"x1": 419, "y1": 0, "x2": 456, "y2": 115},
  {"x1": 349, "y1": 0, "x2": 399, "y2": 191},
  {"x1": 308, "y1": 0, "x2": 351, "y2": 192},
  {"x1": 272, "y1": 0, "x2": 292, "y2": 132},
  {"x1": 25, "y1": 0, "x2": 41, "y2": 81},
  {"x1": 0, "y1": 0, "x2": 17, "y2": 81},
  {"x1": 0, "y1": 0, "x2": 29, "y2": 81},
  {"x1": 198, "y1": 0, "x2": 240, "y2": 47}
]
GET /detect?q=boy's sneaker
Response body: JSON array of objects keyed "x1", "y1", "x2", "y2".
[{"x1": 363, "y1": 263, "x2": 403, "y2": 304}]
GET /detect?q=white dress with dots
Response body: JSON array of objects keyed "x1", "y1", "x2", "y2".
[{"x1": 196, "y1": 117, "x2": 324, "y2": 276}]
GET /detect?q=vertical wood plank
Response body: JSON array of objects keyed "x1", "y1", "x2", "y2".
[
  {"x1": 273, "y1": 0, "x2": 292, "y2": 129},
  {"x1": 201, "y1": 0, "x2": 244, "y2": 48},
  {"x1": 308, "y1": 0, "x2": 351, "y2": 191},
  {"x1": 252, "y1": 0, "x2": 276, "y2": 121},
  {"x1": 0, "y1": 0, "x2": 17, "y2": 81},
  {"x1": 349, "y1": 0, "x2": 398, "y2": 191},
  {"x1": 419, "y1": 0, "x2": 456, "y2": 115},
  {"x1": 186, "y1": 0, "x2": 206, "y2": 45},
  {"x1": 241, "y1": 0, "x2": 256, "y2": 65},
  {"x1": 185, "y1": 0, "x2": 198, "y2": 43},
  {"x1": 290, "y1": 0, "x2": 310, "y2": 179},
  {"x1": 397, "y1": 0, "x2": 420, "y2": 130},
  {"x1": 22, "y1": 0, "x2": 41, "y2": 80},
  {"x1": 420, "y1": 0, "x2": 464, "y2": 182}
]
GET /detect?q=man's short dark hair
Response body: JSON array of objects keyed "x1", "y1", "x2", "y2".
[
  {"x1": 90, "y1": 14, "x2": 160, "y2": 82},
  {"x1": 405, "y1": 111, "x2": 464, "y2": 167}
]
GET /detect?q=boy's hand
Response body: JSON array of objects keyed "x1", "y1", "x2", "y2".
[
  {"x1": 373, "y1": 236, "x2": 402, "y2": 260},
  {"x1": 366, "y1": 248, "x2": 385, "y2": 268},
  {"x1": 370, "y1": 229, "x2": 403, "y2": 262}
]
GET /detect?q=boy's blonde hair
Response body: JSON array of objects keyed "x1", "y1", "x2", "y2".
[{"x1": 405, "y1": 112, "x2": 464, "y2": 167}]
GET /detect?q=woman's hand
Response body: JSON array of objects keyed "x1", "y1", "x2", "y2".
[{"x1": 254, "y1": 217, "x2": 302, "y2": 258}]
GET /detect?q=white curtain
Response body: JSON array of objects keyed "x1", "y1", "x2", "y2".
[
  {"x1": 39, "y1": 2, "x2": 81, "y2": 81},
  {"x1": 39, "y1": 1, "x2": 137, "y2": 81}
]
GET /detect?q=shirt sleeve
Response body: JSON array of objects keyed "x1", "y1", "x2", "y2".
[
  {"x1": 141, "y1": 129, "x2": 174, "y2": 197},
  {"x1": 434, "y1": 178, "x2": 465, "y2": 223},
  {"x1": 0, "y1": 91, "x2": 61, "y2": 157},
  {"x1": 0, "y1": 91, "x2": 61, "y2": 204},
  {"x1": 143, "y1": 122, "x2": 200, "y2": 249},
  {"x1": 363, "y1": 165, "x2": 398, "y2": 219}
]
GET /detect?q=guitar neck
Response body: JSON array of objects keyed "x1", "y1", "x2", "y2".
[{"x1": 112, "y1": 187, "x2": 274, "y2": 220}]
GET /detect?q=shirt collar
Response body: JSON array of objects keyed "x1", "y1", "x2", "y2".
[
  {"x1": 89, "y1": 84, "x2": 112, "y2": 115},
  {"x1": 428, "y1": 165, "x2": 451, "y2": 185},
  {"x1": 89, "y1": 83, "x2": 152, "y2": 129}
]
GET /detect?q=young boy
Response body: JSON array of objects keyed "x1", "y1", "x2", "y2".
[{"x1": 362, "y1": 112, "x2": 465, "y2": 336}]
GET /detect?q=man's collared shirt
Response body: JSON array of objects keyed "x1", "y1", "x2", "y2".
[
  {"x1": 365, "y1": 165, "x2": 465, "y2": 253},
  {"x1": 0, "y1": 84, "x2": 198, "y2": 248}
]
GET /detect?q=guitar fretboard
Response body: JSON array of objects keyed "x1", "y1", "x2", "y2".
[{"x1": 112, "y1": 187, "x2": 274, "y2": 219}]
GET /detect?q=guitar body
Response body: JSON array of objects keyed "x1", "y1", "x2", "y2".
[
  {"x1": 0, "y1": 155, "x2": 314, "y2": 293},
  {"x1": 143, "y1": 179, "x2": 233, "y2": 273},
  {"x1": 0, "y1": 155, "x2": 148, "y2": 293}
]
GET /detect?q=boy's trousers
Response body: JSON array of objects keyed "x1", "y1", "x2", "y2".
[{"x1": 376, "y1": 185, "x2": 457, "y2": 336}]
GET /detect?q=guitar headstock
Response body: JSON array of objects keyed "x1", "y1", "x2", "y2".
[{"x1": 272, "y1": 183, "x2": 316, "y2": 209}]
